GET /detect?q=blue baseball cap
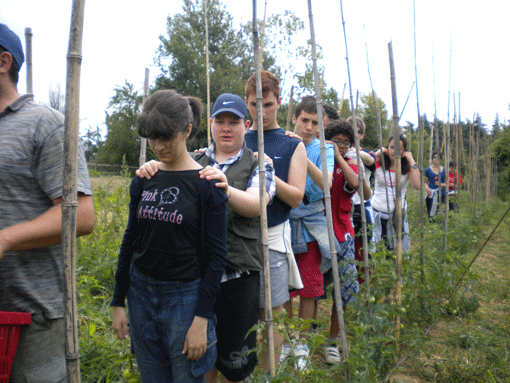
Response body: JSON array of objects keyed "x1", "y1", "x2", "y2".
[
  {"x1": 0, "y1": 24, "x2": 24, "y2": 70},
  {"x1": 211, "y1": 93, "x2": 248, "y2": 119}
]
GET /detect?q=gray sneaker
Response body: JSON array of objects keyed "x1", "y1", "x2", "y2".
[{"x1": 324, "y1": 344, "x2": 341, "y2": 364}]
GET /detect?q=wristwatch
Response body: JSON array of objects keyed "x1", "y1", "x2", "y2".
[{"x1": 411, "y1": 163, "x2": 418, "y2": 169}]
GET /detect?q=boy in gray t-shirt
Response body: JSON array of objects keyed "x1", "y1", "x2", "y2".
[{"x1": 0, "y1": 23, "x2": 95, "y2": 381}]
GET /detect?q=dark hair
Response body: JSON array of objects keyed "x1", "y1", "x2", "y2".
[
  {"x1": 347, "y1": 116, "x2": 366, "y2": 135},
  {"x1": 323, "y1": 104, "x2": 340, "y2": 121},
  {"x1": 137, "y1": 90, "x2": 202, "y2": 141},
  {"x1": 0, "y1": 46, "x2": 19, "y2": 84},
  {"x1": 294, "y1": 95, "x2": 317, "y2": 119},
  {"x1": 431, "y1": 150, "x2": 441, "y2": 160},
  {"x1": 449, "y1": 160, "x2": 456, "y2": 168},
  {"x1": 325, "y1": 118, "x2": 354, "y2": 144},
  {"x1": 383, "y1": 134, "x2": 411, "y2": 174},
  {"x1": 245, "y1": 71, "x2": 280, "y2": 100}
]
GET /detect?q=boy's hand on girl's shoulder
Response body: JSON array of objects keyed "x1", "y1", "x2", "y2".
[
  {"x1": 136, "y1": 160, "x2": 160, "y2": 179},
  {"x1": 253, "y1": 151, "x2": 273, "y2": 167},
  {"x1": 284, "y1": 130, "x2": 302, "y2": 140}
]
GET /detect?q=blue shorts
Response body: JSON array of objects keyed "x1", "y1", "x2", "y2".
[
  {"x1": 259, "y1": 249, "x2": 289, "y2": 308},
  {"x1": 128, "y1": 266, "x2": 217, "y2": 383}
]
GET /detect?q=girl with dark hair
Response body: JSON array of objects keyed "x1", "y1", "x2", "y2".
[
  {"x1": 111, "y1": 90, "x2": 228, "y2": 382},
  {"x1": 372, "y1": 134, "x2": 421, "y2": 253},
  {"x1": 424, "y1": 150, "x2": 445, "y2": 217}
]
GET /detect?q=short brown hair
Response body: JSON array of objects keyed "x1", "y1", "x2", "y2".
[{"x1": 245, "y1": 71, "x2": 280, "y2": 100}]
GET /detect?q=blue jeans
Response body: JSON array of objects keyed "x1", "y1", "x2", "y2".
[{"x1": 127, "y1": 267, "x2": 217, "y2": 383}]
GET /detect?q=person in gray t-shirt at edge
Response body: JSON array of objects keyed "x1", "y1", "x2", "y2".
[{"x1": 0, "y1": 23, "x2": 95, "y2": 382}]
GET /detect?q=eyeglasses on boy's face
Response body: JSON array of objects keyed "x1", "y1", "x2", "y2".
[{"x1": 331, "y1": 139, "x2": 351, "y2": 148}]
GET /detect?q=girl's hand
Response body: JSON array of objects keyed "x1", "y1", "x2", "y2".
[
  {"x1": 183, "y1": 316, "x2": 208, "y2": 360},
  {"x1": 112, "y1": 306, "x2": 130, "y2": 340}
]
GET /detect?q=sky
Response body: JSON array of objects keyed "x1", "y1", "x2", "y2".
[{"x1": 1, "y1": 0, "x2": 509, "y2": 137}]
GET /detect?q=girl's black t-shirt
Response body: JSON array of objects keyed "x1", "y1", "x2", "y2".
[{"x1": 112, "y1": 169, "x2": 228, "y2": 318}]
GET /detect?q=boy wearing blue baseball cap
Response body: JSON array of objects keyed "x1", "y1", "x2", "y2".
[{"x1": 0, "y1": 23, "x2": 95, "y2": 382}]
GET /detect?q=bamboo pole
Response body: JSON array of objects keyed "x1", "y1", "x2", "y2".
[
  {"x1": 258, "y1": 0, "x2": 268, "y2": 65},
  {"x1": 431, "y1": 39, "x2": 442, "y2": 213},
  {"x1": 443, "y1": 32, "x2": 453, "y2": 251},
  {"x1": 336, "y1": 0, "x2": 364, "y2": 366},
  {"x1": 436, "y1": 120, "x2": 442, "y2": 215},
  {"x1": 363, "y1": 31, "x2": 394, "y2": 244},
  {"x1": 352, "y1": 93, "x2": 371, "y2": 301},
  {"x1": 24, "y1": 28, "x2": 33, "y2": 94},
  {"x1": 454, "y1": 93, "x2": 460, "y2": 211},
  {"x1": 338, "y1": 83, "x2": 346, "y2": 117},
  {"x1": 204, "y1": 0, "x2": 211, "y2": 146},
  {"x1": 252, "y1": 0, "x2": 274, "y2": 376},
  {"x1": 285, "y1": 85, "x2": 294, "y2": 130},
  {"x1": 388, "y1": 41, "x2": 403, "y2": 343},
  {"x1": 139, "y1": 68, "x2": 149, "y2": 166},
  {"x1": 470, "y1": 120, "x2": 475, "y2": 202},
  {"x1": 62, "y1": 0, "x2": 85, "y2": 381},
  {"x1": 413, "y1": 0, "x2": 425, "y2": 283},
  {"x1": 485, "y1": 147, "x2": 491, "y2": 203},
  {"x1": 429, "y1": 123, "x2": 434, "y2": 165},
  {"x1": 456, "y1": 93, "x2": 461, "y2": 200}
]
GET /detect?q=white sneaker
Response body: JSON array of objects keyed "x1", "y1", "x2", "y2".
[
  {"x1": 293, "y1": 343, "x2": 310, "y2": 372},
  {"x1": 324, "y1": 344, "x2": 341, "y2": 364},
  {"x1": 279, "y1": 343, "x2": 292, "y2": 364}
]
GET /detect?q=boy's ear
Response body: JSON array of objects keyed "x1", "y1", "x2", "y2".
[{"x1": 0, "y1": 51, "x2": 13, "y2": 75}]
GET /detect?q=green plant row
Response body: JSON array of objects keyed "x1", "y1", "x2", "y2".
[{"x1": 77, "y1": 180, "x2": 509, "y2": 382}]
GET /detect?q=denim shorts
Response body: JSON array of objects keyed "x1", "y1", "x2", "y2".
[{"x1": 127, "y1": 266, "x2": 217, "y2": 383}]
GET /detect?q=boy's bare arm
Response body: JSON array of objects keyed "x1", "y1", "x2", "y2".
[
  {"x1": 0, "y1": 194, "x2": 95, "y2": 258},
  {"x1": 274, "y1": 142, "x2": 307, "y2": 208}
]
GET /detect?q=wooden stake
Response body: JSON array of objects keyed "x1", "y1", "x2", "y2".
[
  {"x1": 204, "y1": 0, "x2": 211, "y2": 146},
  {"x1": 388, "y1": 41, "x2": 403, "y2": 344},
  {"x1": 24, "y1": 28, "x2": 33, "y2": 94},
  {"x1": 443, "y1": 32, "x2": 453, "y2": 251},
  {"x1": 285, "y1": 85, "x2": 294, "y2": 131},
  {"x1": 62, "y1": 0, "x2": 85, "y2": 381},
  {"x1": 338, "y1": 83, "x2": 346, "y2": 116},
  {"x1": 413, "y1": 0, "x2": 425, "y2": 283},
  {"x1": 252, "y1": 0, "x2": 274, "y2": 376},
  {"x1": 139, "y1": 68, "x2": 149, "y2": 166}
]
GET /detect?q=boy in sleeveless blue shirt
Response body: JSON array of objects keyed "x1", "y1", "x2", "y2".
[{"x1": 244, "y1": 71, "x2": 307, "y2": 373}]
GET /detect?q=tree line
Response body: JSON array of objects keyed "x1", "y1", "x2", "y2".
[{"x1": 79, "y1": 0, "x2": 510, "y2": 200}]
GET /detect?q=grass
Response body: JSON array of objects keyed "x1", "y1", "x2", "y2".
[{"x1": 77, "y1": 176, "x2": 510, "y2": 382}]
